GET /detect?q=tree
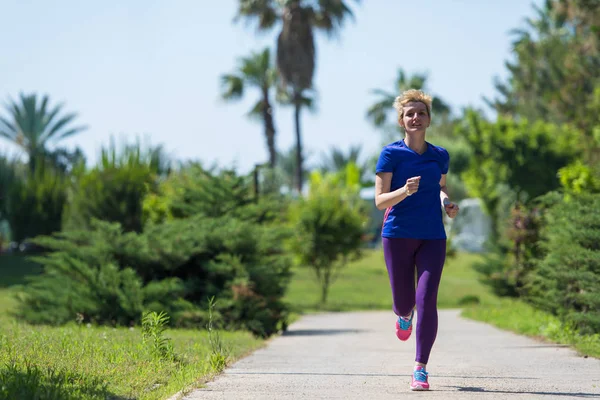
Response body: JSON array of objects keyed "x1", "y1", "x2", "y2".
[
  {"x1": 288, "y1": 166, "x2": 367, "y2": 305},
  {"x1": 0, "y1": 93, "x2": 87, "y2": 172},
  {"x1": 366, "y1": 68, "x2": 451, "y2": 130},
  {"x1": 487, "y1": 0, "x2": 600, "y2": 160},
  {"x1": 526, "y1": 193, "x2": 600, "y2": 334},
  {"x1": 459, "y1": 110, "x2": 578, "y2": 241},
  {"x1": 221, "y1": 48, "x2": 279, "y2": 168},
  {"x1": 235, "y1": 0, "x2": 359, "y2": 193}
]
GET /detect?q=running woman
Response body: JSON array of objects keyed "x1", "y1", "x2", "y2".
[{"x1": 374, "y1": 89, "x2": 459, "y2": 391}]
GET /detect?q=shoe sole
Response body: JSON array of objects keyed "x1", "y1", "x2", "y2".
[{"x1": 410, "y1": 385, "x2": 429, "y2": 391}]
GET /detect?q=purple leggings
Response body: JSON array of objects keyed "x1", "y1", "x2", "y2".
[{"x1": 382, "y1": 237, "x2": 446, "y2": 364}]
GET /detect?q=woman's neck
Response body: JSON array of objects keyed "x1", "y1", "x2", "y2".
[{"x1": 404, "y1": 134, "x2": 427, "y2": 155}]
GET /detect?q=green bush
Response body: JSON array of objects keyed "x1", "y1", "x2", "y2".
[
  {"x1": 20, "y1": 166, "x2": 292, "y2": 338},
  {"x1": 64, "y1": 140, "x2": 163, "y2": 233},
  {"x1": 558, "y1": 160, "x2": 600, "y2": 196},
  {"x1": 526, "y1": 193, "x2": 600, "y2": 334},
  {"x1": 6, "y1": 166, "x2": 67, "y2": 243}
]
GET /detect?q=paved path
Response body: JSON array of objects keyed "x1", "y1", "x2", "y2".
[{"x1": 181, "y1": 310, "x2": 600, "y2": 399}]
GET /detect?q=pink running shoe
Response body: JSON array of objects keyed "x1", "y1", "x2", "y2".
[
  {"x1": 395, "y1": 310, "x2": 414, "y2": 341},
  {"x1": 410, "y1": 366, "x2": 429, "y2": 391}
]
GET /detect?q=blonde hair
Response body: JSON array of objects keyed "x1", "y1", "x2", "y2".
[{"x1": 393, "y1": 89, "x2": 433, "y2": 120}]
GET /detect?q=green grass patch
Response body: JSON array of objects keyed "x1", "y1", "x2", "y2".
[
  {"x1": 0, "y1": 320, "x2": 263, "y2": 400},
  {"x1": 0, "y1": 254, "x2": 265, "y2": 400},
  {"x1": 461, "y1": 298, "x2": 600, "y2": 359},
  {"x1": 284, "y1": 249, "x2": 500, "y2": 313}
]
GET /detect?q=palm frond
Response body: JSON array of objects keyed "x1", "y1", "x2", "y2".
[
  {"x1": 0, "y1": 93, "x2": 86, "y2": 166},
  {"x1": 220, "y1": 74, "x2": 245, "y2": 100},
  {"x1": 246, "y1": 99, "x2": 265, "y2": 120},
  {"x1": 313, "y1": 0, "x2": 359, "y2": 35},
  {"x1": 235, "y1": 0, "x2": 280, "y2": 30}
]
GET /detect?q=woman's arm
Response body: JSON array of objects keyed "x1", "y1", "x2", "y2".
[
  {"x1": 439, "y1": 174, "x2": 450, "y2": 206},
  {"x1": 375, "y1": 172, "x2": 418, "y2": 210},
  {"x1": 440, "y1": 174, "x2": 459, "y2": 218}
]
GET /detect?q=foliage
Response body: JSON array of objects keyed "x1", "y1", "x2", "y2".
[
  {"x1": 207, "y1": 296, "x2": 229, "y2": 372},
  {"x1": 6, "y1": 165, "x2": 67, "y2": 243},
  {"x1": 0, "y1": 154, "x2": 19, "y2": 223},
  {"x1": 65, "y1": 139, "x2": 165, "y2": 233},
  {"x1": 459, "y1": 111, "x2": 578, "y2": 240},
  {"x1": 558, "y1": 160, "x2": 600, "y2": 195},
  {"x1": 141, "y1": 311, "x2": 176, "y2": 362},
  {"x1": 487, "y1": 0, "x2": 600, "y2": 161},
  {"x1": 21, "y1": 166, "x2": 292, "y2": 338},
  {"x1": 319, "y1": 145, "x2": 373, "y2": 187},
  {"x1": 287, "y1": 165, "x2": 367, "y2": 304},
  {"x1": 525, "y1": 193, "x2": 600, "y2": 334},
  {"x1": 143, "y1": 162, "x2": 288, "y2": 224},
  {"x1": 0, "y1": 93, "x2": 87, "y2": 172}
]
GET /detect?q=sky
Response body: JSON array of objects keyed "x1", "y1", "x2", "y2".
[{"x1": 0, "y1": 0, "x2": 543, "y2": 173}]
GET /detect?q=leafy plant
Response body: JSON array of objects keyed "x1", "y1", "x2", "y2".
[
  {"x1": 207, "y1": 297, "x2": 229, "y2": 373},
  {"x1": 141, "y1": 311, "x2": 175, "y2": 362}
]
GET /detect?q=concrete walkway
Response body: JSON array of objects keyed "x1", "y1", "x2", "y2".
[{"x1": 182, "y1": 310, "x2": 600, "y2": 399}]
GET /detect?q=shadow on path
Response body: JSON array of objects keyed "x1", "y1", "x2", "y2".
[
  {"x1": 444, "y1": 386, "x2": 600, "y2": 398},
  {"x1": 282, "y1": 329, "x2": 367, "y2": 336}
]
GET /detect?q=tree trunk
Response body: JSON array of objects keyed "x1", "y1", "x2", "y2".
[
  {"x1": 262, "y1": 89, "x2": 277, "y2": 168},
  {"x1": 320, "y1": 268, "x2": 331, "y2": 305},
  {"x1": 293, "y1": 90, "x2": 303, "y2": 194}
]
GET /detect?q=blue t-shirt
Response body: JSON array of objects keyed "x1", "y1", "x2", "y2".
[{"x1": 376, "y1": 140, "x2": 449, "y2": 239}]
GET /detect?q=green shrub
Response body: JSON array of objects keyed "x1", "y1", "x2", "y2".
[
  {"x1": 288, "y1": 166, "x2": 367, "y2": 305},
  {"x1": 526, "y1": 193, "x2": 600, "y2": 334},
  {"x1": 558, "y1": 160, "x2": 600, "y2": 195},
  {"x1": 20, "y1": 166, "x2": 292, "y2": 338},
  {"x1": 64, "y1": 139, "x2": 163, "y2": 233},
  {"x1": 6, "y1": 166, "x2": 67, "y2": 243}
]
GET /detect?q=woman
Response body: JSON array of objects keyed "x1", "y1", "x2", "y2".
[{"x1": 374, "y1": 89, "x2": 459, "y2": 391}]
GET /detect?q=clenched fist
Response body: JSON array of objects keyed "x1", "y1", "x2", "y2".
[
  {"x1": 443, "y1": 198, "x2": 459, "y2": 219},
  {"x1": 404, "y1": 176, "x2": 421, "y2": 196}
]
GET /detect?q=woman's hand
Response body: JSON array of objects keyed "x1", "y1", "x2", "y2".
[
  {"x1": 443, "y1": 199, "x2": 459, "y2": 218},
  {"x1": 404, "y1": 176, "x2": 421, "y2": 196}
]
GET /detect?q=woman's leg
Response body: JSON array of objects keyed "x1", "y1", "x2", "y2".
[
  {"x1": 414, "y1": 239, "x2": 446, "y2": 364},
  {"x1": 382, "y1": 237, "x2": 420, "y2": 317}
]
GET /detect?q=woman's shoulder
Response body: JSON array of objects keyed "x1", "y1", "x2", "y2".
[
  {"x1": 427, "y1": 142, "x2": 449, "y2": 159},
  {"x1": 381, "y1": 140, "x2": 406, "y2": 153}
]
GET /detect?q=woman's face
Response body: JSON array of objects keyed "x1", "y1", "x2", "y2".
[{"x1": 400, "y1": 101, "x2": 430, "y2": 134}]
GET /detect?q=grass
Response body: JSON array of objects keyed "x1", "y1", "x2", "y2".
[
  {"x1": 284, "y1": 249, "x2": 500, "y2": 313},
  {"x1": 0, "y1": 319, "x2": 263, "y2": 400},
  {"x1": 462, "y1": 298, "x2": 600, "y2": 359},
  {"x1": 0, "y1": 254, "x2": 264, "y2": 400}
]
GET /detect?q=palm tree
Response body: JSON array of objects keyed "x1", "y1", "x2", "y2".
[
  {"x1": 319, "y1": 144, "x2": 372, "y2": 187},
  {"x1": 366, "y1": 69, "x2": 451, "y2": 129},
  {"x1": 0, "y1": 93, "x2": 87, "y2": 172},
  {"x1": 221, "y1": 47, "x2": 279, "y2": 168},
  {"x1": 235, "y1": 0, "x2": 359, "y2": 193}
]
